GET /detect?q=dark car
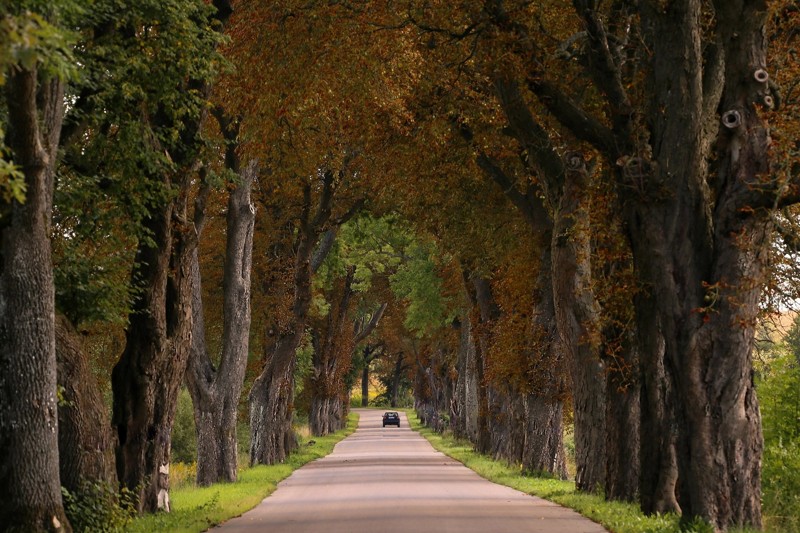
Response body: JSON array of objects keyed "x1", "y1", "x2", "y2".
[{"x1": 382, "y1": 411, "x2": 400, "y2": 427}]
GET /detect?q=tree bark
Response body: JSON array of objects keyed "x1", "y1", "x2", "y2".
[
  {"x1": 309, "y1": 269, "x2": 355, "y2": 436},
  {"x1": 450, "y1": 313, "x2": 470, "y2": 439},
  {"x1": 249, "y1": 171, "x2": 341, "y2": 463},
  {"x1": 55, "y1": 313, "x2": 117, "y2": 494},
  {"x1": 389, "y1": 352, "x2": 406, "y2": 408},
  {"x1": 522, "y1": 394, "x2": 567, "y2": 478},
  {"x1": 249, "y1": 348, "x2": 298, "y2": 465},
  {"x1": 628, "y1": 4, "x2": 768, "y2": 528},
  {"x1": 635, "y1": 294, "x2": 680, "y2": 514},
  {"x1": 465, "y1": 274, "x2": 496, "y2": 455},
  {"x1": 489, "y1": 78, "x2": 606, "y2": 493},
  {"x1": 361, "y1": 363, "x2": 370, "y2": 408},
  {"x1": 186, "y1": 160, "x2": 256, "y2": 486},
  {"x1": 603, "y1": 329, "x2": 640, "y2": 502},
  {"x1": 550, "y1": 155, "x2": 606, "y2": 492},
  {"x1": 359, "y1": 344, "x2": 381, "y2": 408},
  {"x1": 111, "y1": 182, "x2": 195, "y2": 513},
  {"x1": 0, "y1": 70, "x2": 71, "y2": 532}
]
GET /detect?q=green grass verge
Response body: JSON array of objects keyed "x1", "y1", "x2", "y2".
[
  {"x1": 127, "y1": 412, "x2": 358, "y2": 533},
  {"x1": 407, "y1": 411, "x2": 780, "y2": 533}
]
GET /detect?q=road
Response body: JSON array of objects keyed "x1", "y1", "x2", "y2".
[{"x1": 213, "y1": 409, "x2": 608, "y2": 533}]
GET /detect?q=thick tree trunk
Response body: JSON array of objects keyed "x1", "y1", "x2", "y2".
[
  {"x1": 522, "y1": 394, "x2": 567, "y2": 478},
  {"x1": 636, "y1": 295, "x2": 680, "y2": 514},
  {"x1": 309, "y1": 397, "x2": 344, "y2": 436},
  {"x1": 550, "y1": 154, "x2": 606, "y2": 493},
  {"x1": 55, "y1": 314, "x2": 117, "y2": 493},
  {"x1": 527, "y1": 239, "x2": 569, "y2": 480},
  {"x1": 309, "y1": 270, "x2": 355, "y2": 437},
  {"x1": 487, "y1": 80, "x2": 596, "y2": 489},
  {"x1": 249, "y1": 248, "x2": 309, "y2": 463},
  {"x1": 450, "y1": 314, "x2": 470, "y2": 439},
  {"x1": 604, "y1": 331, "x2": 640, "y2": 502},
  {"x1": 630, "y1": 4, "x2": 768, "y2": 528},
  {"x1": 0, "y1": 71, "x2": 70, "y2": 532},
  {"x1": 111, "y1": 186, "x2": 195, "y2": 513},
  {"x1": 186, "y1": 160, "x2": 256, "y2": 485},
  {"x1": 249, "y1": 171, "x2": 341, "y2": 462},
  {"x1": 488, "y1": 387, "x2": 525, "y2": 464},
  {"x1": 462, "y1": 320, "x2": 479, "y2": 442},
  {"x1": 466, "y1": 275, "x2": 496, "y2": 455},
  {"x1": 249, "y1": 352, "x2": 297, "y2": 465},
  {"x1": 414, "y1": 348, "x2": 452, "y2": 433},
  {"x1": 310, "y1": 275, "x2": 383, "y2": 436}
]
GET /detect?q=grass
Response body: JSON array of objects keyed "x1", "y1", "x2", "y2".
[
  {"x1": 126, "y1": 412, "x2": 358, "y2": 533},
  {"x1": 406, "y1": 411, "x2": 782, "y2": 533}
]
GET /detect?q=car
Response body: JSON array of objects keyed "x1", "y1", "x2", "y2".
[{"x1": 382, "y1": 411, "x2": 400, "y2": 427}]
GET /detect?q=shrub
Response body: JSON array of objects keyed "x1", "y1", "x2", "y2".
[{"x1": 62, "y1": 481, "x2": 137, "y2": 532}]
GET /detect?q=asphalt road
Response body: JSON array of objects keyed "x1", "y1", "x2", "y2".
[{"x1": 212, "y1": 409, "x2": 608, "y2": 533}]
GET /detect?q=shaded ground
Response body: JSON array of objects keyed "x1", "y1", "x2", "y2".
[{"x1": 212, "y1": 409, "x2": 608, "y2": 533}]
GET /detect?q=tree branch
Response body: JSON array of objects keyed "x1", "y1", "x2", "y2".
[
  {"x1": 354, "y1": 303, "x2": 388, "y2": 345},
  {"x1": 311, "y1": 228, "x2": 337, "y2": 274},
  {"x1": 493, "y1": 76, "x2": 565, "y2": 197},
  {"x1": 528, "y1": 78, "x2": 618, "y2": 158},
  {"x1": 572, "y1": 2, "x2": 633, "y2": 141}
]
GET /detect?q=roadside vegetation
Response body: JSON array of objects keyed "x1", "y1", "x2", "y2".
[
  {"x1": 124, "y1": 413, "x2": 357, "y2": 533},
  {"x1": 408, "y1": 411, "x2": 792, "y2": 533}
]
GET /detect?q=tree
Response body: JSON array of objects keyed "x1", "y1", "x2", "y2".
[
  {"x1": 358, "y1": 343, "x2": 384, "y2": 407},
  {"x1": 105, "y1": 0, "x2": 225, "y2": 513},
  {"x1": 247, "y1": 171, "x2": 347, "y2": 465},
  {"x1": 186, "y1": 138, "x2": 256, "y2": 485},
  {"x1": 492, "y1": 1, "x2": 786, "y2": 527},
  {"x1": 55, "y1": 313, "x2": 117, "y2": 500},
  {"x1": 0, "y1": 5, "x2": 75, "y2": 530}
]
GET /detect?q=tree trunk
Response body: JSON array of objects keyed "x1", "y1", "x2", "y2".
[
  {"x1": 361, "y1": 363, "x2": 370, "y2": 408},
  {"x1": 466, "y1": 274, "x2": 496, "y2": 455},
  {"x1": 450, "y1": 314, "x2": 470, "y2": 439},
  {"x1": 550, "y1": 154, "x2": 606, "y2": 492},
  {"x1": 55, "y1": 314, "x2": 117, "y2": 493},
  {"x1": 249, "y1": 351, "x2": 297, "y2": 465},
  {"x1": 522, "y1": 394, "x2": 567, "y2": 478},
  {"x1": 0, "y1": 71, "x2": 70, "y2": 532},
  {"x1": 462, "y1": 320, "x2": 479, "y2": 442},
  {"x1": 310, "y1": 274, "x2": 383, "y2": 436},
  {"x1": 111, "y1": 184, "x2": 195, "y2": 513},
  {"x1": 309, "y1": 269, "x2": 355, "y2": 437},
  {"x1": 629, "y1": 5, "x2": 768, "y2": 528},
  {"x1": 483, "y1": 81, "x2": 595, "y2": 489},
  {"x1": 604, "y1": 330, "x2": 640, "y2": 502},
  {"x1": 390, "y1": 353, "x2": 405, "y2": 408},
  {"x1": 636, "y1": 295, "x2": 679, "y2": 514},
  {"x1": 186, "y1": 160, "x2": 256, "y2": 485},
  {"x1": 489, "y1": 388, "x2": 526, "y2": 465},
  {"x1": 414, "y1": 347, "x2": 452, "y2": 433},
  {"x1": 249, "y1": 171, "x2": 341, "y2": 463},
  {"x1": 359, "y1": 345, "x2": 381, "y2": 408},
  {"x1": 249, "y1": 244, "x2": 310, "y2": 463}
]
